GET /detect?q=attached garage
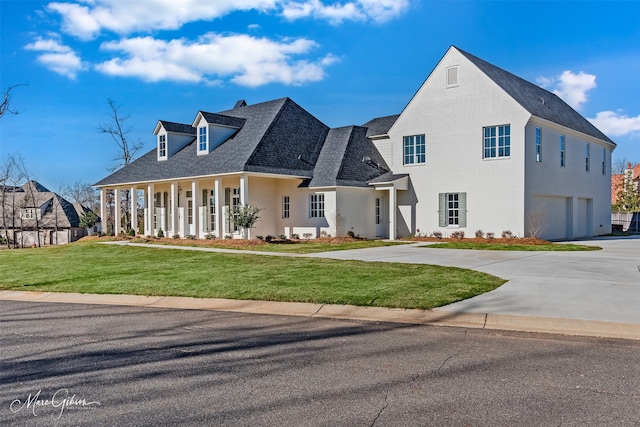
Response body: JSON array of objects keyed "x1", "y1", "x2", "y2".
[{"x1": 533, "y1": 195, "x2": 569, "y2": 240}]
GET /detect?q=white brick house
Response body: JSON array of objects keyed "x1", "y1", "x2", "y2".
[{"x1": 95, "y1": 46, "x2": 615, "y2": 241}]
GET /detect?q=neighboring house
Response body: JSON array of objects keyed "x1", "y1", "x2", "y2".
[
  {"x1": 95, "y1": 46, "x2": 615, "y2": 241},
  {"x1": 611, "y1": 163, "x2": 640, "y2": 205},
  {"x1": 0, "y1": 181, "x2": 100, "y2": 247}
]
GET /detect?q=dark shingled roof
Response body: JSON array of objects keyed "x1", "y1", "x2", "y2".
[
  {"x1": 199, "y1": 112, "x2": 246, "y2": 128},
  {"x1": 158, "y1": 120, "x2": 195, "y2": 135},
  {"x1": 309, "y1": 126, "x2": 391, "y2": 188},
  {"x1": 456, "y1": 47, "x2": 615, "y2": 145},
  {"x1": 362, "y1": 115, "x2": 399, "y2": 138},
  {"x1": 95, "y1": 98, "x2": 331, "y2": 186}
]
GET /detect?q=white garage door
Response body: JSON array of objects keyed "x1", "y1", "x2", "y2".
[{"x1": 533, "y1": 196, "x2": 568, "y2": 240}]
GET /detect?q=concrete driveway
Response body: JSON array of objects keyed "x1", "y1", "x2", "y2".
[{"x1": 309, "y1": 236, "x2": 640, "y2": 324}]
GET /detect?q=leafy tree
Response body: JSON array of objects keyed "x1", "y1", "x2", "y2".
[
  {"x1": 613, "y1": 168, "x2": 640, "y2": 213},
  {"x1": 228, "y1": 204, "x2": 262, "y2": 239}
]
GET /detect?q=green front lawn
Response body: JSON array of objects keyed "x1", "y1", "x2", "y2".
[{"x1": 0, "y1": 242, "x2": 506, "y2": 310}]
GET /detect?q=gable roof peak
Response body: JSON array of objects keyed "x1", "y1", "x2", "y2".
[{"x1": 454, "y1": 47, "x2": 615, "y2": 145}]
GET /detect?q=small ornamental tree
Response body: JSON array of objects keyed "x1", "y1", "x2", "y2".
[
  {"x1": 79, "y1": 210, "x2": 98, "y2": 231},
  {"x1": 228, "y1": 204, "x2": 262, "y2": 239}
]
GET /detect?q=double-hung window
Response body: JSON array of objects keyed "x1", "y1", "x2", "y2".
[
  {"x1": 282, "y1": 196, "x2": 290, "y2": 219},
  {"x1": 158, "y1": 134, "x2": 167, "y2": 158},
  {"x1": 438, "y1": 193, "x2": 467, "y2": 227},
  {"x1": 585, "y1": 143, "x2": 590, "y2": 172},
  {"x1": 198, "y1": 127, "x2": 207, "y2": 152},
  {"x1": 601, "y1": 147, "x2": 606, "y2": 175},
  {"x1": 535, "y1": 128, "x2": 542, "y2": 162},
  {"x1": 560, "y1": 135, "x2": 566, "y2": 167},
  {"x1": 483, "y1": 125, "x2": 510, "y2": 158},
  {"x1": 309, "y1": 194, "x2": 324, "y2": 218},
  {"x1": 403, "y1": 134, "x2": 425, "y2": 165}
]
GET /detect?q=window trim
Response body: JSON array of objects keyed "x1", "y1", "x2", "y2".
[
  {"x1": 438, "y1": 192, "x2": 467, "y2": 228},
  {"x1": 483, "y1": 125, "x2": 510, "y2": 159},
  {"x1": 403, "y1": 134, "x2": 426, "y2": 165},
  {"x1": 601, "y1": 147, "x2": 606, "y2": 175},
  {"x1": 309, "y1": 194, "x2": 325, "y2": 218},
  {"x1": 560, "y1": 135, "x2": 566, "y2": 167},
  {"x1": 535, "y1": 127, "x2": 542, "y2": 163},
  {"x1": 282, "y1": 195, "x2": 290, "y2": 219},
  {"x1": 198, "y1": 126, "x2": 208, "y2": 153},
  {"x1": 585, "y1": 142, "x2": 590, "y2": 172},
  {"x1": 158, "y1": 134, "x2": 167, "y2": 159}
]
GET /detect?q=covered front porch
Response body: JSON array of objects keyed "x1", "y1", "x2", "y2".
[{"x1": 99, "y1": 174, "x2": 268, "y2": 239}]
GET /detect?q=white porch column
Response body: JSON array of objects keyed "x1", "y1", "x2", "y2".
[
  {"x1": 170, "y1": 182, "x2": 178, "y2": 237},
  {"x1": 100, "y1": 188, "x2": 107, "y2": 233},
  {"x1": 130, "y1": 186, "x2": 137, "y2": 235},
  {"x1": 146, "y1": 183, "x2": 154, "y2": 236},
  {"x1": 114, "y1": 188, "x2": 121, "y2": 235},
  {"x1": 239, "y1": 174, "x2": 249, "y2": 239},
  {"x1": 191, "y1": 180, "x2": 200, "y2": 237},
  {"x1": 214, "y1": 179, "x2": 222, "y2": 238},
  {"x1": 388, "y1": 186, "x2": 397, "y2": 241}
]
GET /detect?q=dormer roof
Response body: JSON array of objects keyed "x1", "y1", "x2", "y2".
[
  {"x1": 192, "y1": 111, "x2": 246, "y2": 129},
  {"x1": 154, "y1": 120, "x2": 196, "y2": 135}
]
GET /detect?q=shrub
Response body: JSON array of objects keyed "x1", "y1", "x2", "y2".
[
  {"x1": 173, "y1": 234, "x2": 180, "y2": 239},
  {"x1": 486, "y1": 232, "x2": 495, "y2": 239},
  {"x1": 265, "y1": 235, "x2": 274, "y2": 243},
  {"x1": 256, "y1": 235, "x2": 264, "y2": 241},
  {"x1": 224, "y1": 234, "x2": 233, "y2": 240},
  {"x1": 185, "y1": 234, "x2": 196, "y2": 240},
  {"x1": 475, "y1": 229, "x2": 484, "y2": 238},
  {"x1": 278, "y1": 234, "x2": 287, "y2": 240},
  {"x1": 291, "y1": 233, "x2": 300, "y2": 239},
  {"x1": 302, "y1": 233, "x2": 313, "y2": 239},
  {"x1": 431, "y1": 231, "x2": 443, "y2": 239},
  {"x1": 450, "y1": 231, "x2": 465, "y2": 239},
  {"x1": 501, "y1": 230, "x2": 513, "y2": 238},
  {"x1": 157, "y1": 228, "x2": 164, "y2": 238},
  {"x1": 128, "y1": 228, "x2": 136, "y2": 236},
  {"x1": 346, "y1": 230, "x2": 355, "y2": 238},
  {"x1": 205, "y1": 233, "x2": 216, "y2": 240}
]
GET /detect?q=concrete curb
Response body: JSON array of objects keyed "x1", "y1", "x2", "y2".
[{"x1": 1, "y1": 290, "x2": 638, "y2": 341}]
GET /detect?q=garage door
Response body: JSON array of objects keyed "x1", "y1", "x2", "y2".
[{"x1": 533, "y1": 196, "x2": 568, "y2": 240}]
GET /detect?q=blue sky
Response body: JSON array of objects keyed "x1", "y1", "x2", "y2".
[{"x1": 1, "y1": 0, "x2": 639, "y2": 189}]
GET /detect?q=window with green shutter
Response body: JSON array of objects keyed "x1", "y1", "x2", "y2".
[{"x1": 439, "y1": 192, "x2": 466, "y2": 227}]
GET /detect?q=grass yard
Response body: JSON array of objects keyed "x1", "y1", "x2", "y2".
[{"x1": 0, "y1": 242, "x2": 506, "y2": 310}]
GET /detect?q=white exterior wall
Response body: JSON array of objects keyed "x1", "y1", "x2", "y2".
[
  {"x1": 387, "y1": 48, "x2": 530, "y2": 238},
  {"x1": 334, "y1": 187, "x2": 378, "y2": 238},
  {"x1": 524, "y1": 118, "x2": 613, "y2": 239}
]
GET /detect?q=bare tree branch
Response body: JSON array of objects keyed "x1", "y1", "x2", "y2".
[
  {"x1": 98, "y1": 98, "x2": 144, "y2": 171},
  {"x1": 0, "y1": 84, "x2": 27, "y2": 119}
]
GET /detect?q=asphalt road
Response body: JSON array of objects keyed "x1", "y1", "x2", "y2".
[{"x1": 2, "y1": 300, "x2": 639, "y2": 426}]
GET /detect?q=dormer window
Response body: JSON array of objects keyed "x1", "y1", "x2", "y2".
[
  {"x1": 198, "y1": 126, "x2": 208, "y2": 153},
  {"x1": 158, "y1": 134, "x2": 167, "y2": 159}
]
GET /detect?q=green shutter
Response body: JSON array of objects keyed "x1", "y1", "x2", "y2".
[
  {"x1": 438, "y1": 193, "x2": 446, "y2": 227},
  {"x1": 459, "y1": 192, "x2": 467, "y2": 227}
]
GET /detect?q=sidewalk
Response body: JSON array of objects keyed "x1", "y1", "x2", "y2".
[{"x1": 2, "y1": 236, "x2": 639, "y2": 341}]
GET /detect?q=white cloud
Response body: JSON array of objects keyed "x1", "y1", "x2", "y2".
[
  {"x1": 24, "y1": 36, "x2": 84, "y2": 78},
  {"x1": 537, "y1": 70, "x2": 597, "y2": 111},
  {"x1": 47, "y1": 0, "x2": 279, "y2": 39},
  {"x1": 47, "y1": 0, "x2": 410, "y2": 39},
  {"x1": 95, "y1": 34, "x2": 339, "y2": 86},
  {"x1": 589, "y1": 111, "x2": 640, "y2": 138},
  {"x1": 282, "y1": 0, "x2": 409, "y2": 24}
]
